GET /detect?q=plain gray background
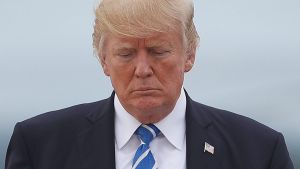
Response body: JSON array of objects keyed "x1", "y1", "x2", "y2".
[{"x1": 0, "y1": 0, "x2": 299, "y2": 168}]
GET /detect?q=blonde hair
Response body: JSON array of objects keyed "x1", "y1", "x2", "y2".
[{"x1": 93, "y1": 0, "x2": 199, "y2": 56}]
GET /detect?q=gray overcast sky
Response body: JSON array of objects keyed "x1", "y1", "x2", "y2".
[{"x1": 0, "y1": 0, "x2": 299, "y2": 167}]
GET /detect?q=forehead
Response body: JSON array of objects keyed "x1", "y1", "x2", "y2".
[{"x1": 104, "y1": 31, "x2": 184, "y2": 48}]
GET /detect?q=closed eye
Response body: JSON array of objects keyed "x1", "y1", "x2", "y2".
[
  {"x1": 149, "y1": 48, "x2": 171, "y2": 56},
  {"x1": 115, "y1": 48, "x2": 136, "y2": 59},
  {"x1": 119, "y1": 52, "x2": 133, "y2": 57}
]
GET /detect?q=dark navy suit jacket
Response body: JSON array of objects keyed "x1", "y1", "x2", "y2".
[{"x1": 5, "y1": 92, "x2": 294, "y2": 169}]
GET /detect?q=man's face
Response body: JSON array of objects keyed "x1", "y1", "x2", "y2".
[{"x1": 100, "y1": 31, "x2": 195, "y2": 123}]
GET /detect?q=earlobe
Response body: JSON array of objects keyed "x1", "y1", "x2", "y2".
[
  {"x1": 184, "y1": 52, "x2": 195, "y2": 72},
  {"x1": 103, "y1": 65, "x2": 110, "y2": 76},
  {"x1": 99, "y1": 54, "x2": 110, "y2": 76},
  {"x1": 184, "y1": 60, "x2": 193, "y2": 72}
]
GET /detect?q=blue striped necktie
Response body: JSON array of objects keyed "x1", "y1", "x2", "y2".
[{"x1": 132, "y1": 124, "x2": 160, "y2": 169}]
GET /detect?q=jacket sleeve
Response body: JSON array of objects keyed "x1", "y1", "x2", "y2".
[
  {"x1": 5, "y1": 122, "x2": 33, "y2": 169},
  {"x1": 269, "y1": 132, "x2": 294, "y2": 169}
]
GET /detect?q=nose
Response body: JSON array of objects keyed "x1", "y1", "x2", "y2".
[{"x1": 134, "y1": 50, "x2": 153, "y2": 78}]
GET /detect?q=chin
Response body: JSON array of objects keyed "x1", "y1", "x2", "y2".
[
  {"x1": 136, "y1": 116, "x2": 162, "y2": 124},
  {"x1": 130, "y1": 97, "x2": 163, "y2": 111},
  {"x1": 127, "y1": 97, "x2": 173, "y2": 123}
]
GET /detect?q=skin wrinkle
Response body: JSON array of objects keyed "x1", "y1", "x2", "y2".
[
  {"x1": 93, "y1": 0, "x2": 199, "y2": 56},
  {"x1": 93, "y1": 0, "x2": 198, "y2": 123},
  {"x1": 101, "y1": 30, "x2": 194, "y2": 123}
]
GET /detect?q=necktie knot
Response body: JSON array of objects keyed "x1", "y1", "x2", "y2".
[
  {"x1": 132, "y1": 124, "x2": 160, "y2": 169},
  {"x1": 136, "y1": 124, "x2": 160, "y2": 145}
]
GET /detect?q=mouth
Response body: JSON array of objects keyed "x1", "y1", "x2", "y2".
[
  {"x1": 131, "y1": 88, "x2": 160, "y2": 94},
  {"x1": 135, "y1": 88, "x2": 158, "y2": 91}
]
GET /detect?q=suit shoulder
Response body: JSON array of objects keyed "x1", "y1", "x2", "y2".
[
  {"x1": 190, "y1": 100, "x2": 280, "y2": 139},
  {"x1": 187, "y1": 99, "x2": 293, "y2": 168},
  {"x1": 18, "y1": 98, "x2": 110, "y2": 132}
]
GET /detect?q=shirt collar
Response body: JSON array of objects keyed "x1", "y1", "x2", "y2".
[
  {"x1": 114, "y1": 88, "x2": 186, "y2": 150},
  {"x1": 155, "y1": 88, "x2": 186, "y2": 150},
  {"x1": 114, "y1": 94, "x2": 141, "y2": 150}
]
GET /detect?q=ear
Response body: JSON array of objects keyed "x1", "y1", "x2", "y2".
[
  {"x1": 99, "y1": 52, "x2": 110, "y2": 76},
  {"x1": 184, "y1": 50, "x2": 196, "y2": 72}
]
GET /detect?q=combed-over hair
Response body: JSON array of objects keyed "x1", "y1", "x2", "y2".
[{"x1": 92, "y1": 0, "x2": 199, "y2": 57}]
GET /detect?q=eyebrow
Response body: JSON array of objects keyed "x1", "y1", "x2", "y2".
[
  {"x1": 111, "y1": 41, "x2": 135, "y2": 51},
  {"x1": 112, "y1": 47, "x2": 136, "y2": 55},
  {"x1": 146, "y1": 40, "x2": 174, "y2": 48}
]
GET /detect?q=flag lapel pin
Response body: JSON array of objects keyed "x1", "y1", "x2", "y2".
[{"x1": 204, "y1": 142, "x2": 214, "y2": 154}]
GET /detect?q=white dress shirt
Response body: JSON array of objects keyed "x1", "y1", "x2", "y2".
[{"x1": 114, "y1": 88, "x2": 186, "y2": 169}]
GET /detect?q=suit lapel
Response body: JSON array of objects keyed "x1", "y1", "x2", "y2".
[
  {"x1": 76, "y1": 93, "x2": 116, "y2": 169},
  {"x1": 185, "y1": 92, "x2": 224, "y2": 169},
  {"x1": 74, "y1": 91, "x2": 227, "y2": 169}
]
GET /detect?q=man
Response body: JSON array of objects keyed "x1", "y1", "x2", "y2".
[{"x1": 5, "y1": 0, "x2": 294, "y2": 168}]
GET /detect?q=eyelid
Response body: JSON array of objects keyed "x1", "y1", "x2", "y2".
[
  {"x1": 118, "y1": 52, "x2": 134, "y2": 59},
  {"x1": 149, "y1": 48, "x2": 171, "y2": 55},
  {"x1": 119, "y1": 51, "x2": 132, "y2": 56},
  {"x1": 114, "y1": 48, "x2": 135, "y2": 56}
]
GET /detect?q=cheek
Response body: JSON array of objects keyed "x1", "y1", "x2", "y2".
[
  {"x1": 108, "y1": 60, "x2": 134, "y2": 92},
  {"x1": 156, "y1": 57, "x2": 185, "y2": 86}
]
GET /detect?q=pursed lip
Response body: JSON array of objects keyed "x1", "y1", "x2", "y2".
[{"x1": 131, "y1": 87, "x2": 160, "y2": 93}]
